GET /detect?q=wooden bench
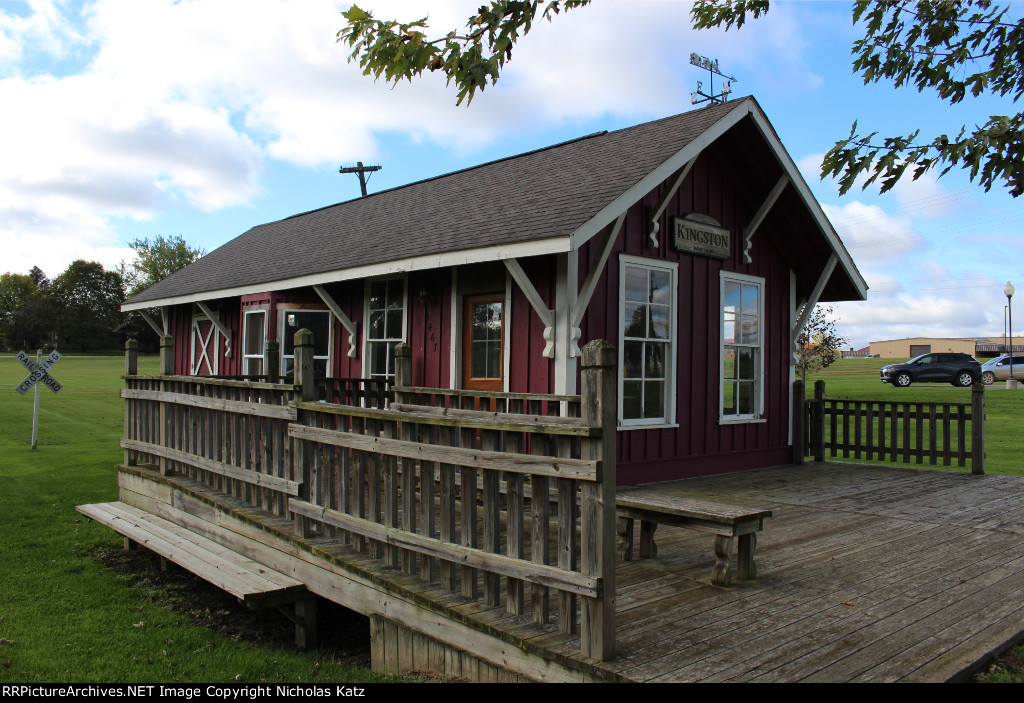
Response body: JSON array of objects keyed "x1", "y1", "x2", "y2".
[
  {"x1": 616, "y1": 490, "x2": 772, "y2": 587},
  {"x1": 76, "y1": 501, "x2": 316, "y2": 647}
]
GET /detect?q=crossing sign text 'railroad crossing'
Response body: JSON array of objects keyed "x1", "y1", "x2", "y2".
[
  {"x1": 15, "y1": 349, "x2": 63, "y2": 395},
  {"x1": 14, "y1": 349, "x2": 63, "y2": 450}
]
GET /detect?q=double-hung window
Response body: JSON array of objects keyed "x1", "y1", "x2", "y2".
[
  {"x1": 619, "y1": 256, "x2": 677, "y2": 426},
  {"x1": 242, "y1": 309, "x2": 267, "y2": 376},
  {"x1": 280, "y1": 308, "x2": 331, "y2": 378},
  {"x1": 721, "y1": 272, "x2": 764, "y2": 421},
  {"x1": 364, "y1": 277, "x2": 407, "y2": 382}
]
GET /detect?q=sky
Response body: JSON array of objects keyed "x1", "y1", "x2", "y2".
[{"x1": 1, "y1": 0, "x2": 1023, "y2": 349}]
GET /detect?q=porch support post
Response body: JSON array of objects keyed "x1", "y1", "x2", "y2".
[
  {"x1": 554, "y1": 251, "x2": 579, "y2": 395},
  {"x1": 972, "y1": 382, "x2": 985, "y2": 475},
  {"x1": 792, "y1": 379, "x2": 805, "y2": 465},
  {"x1": 742, "y1": 174, "x2": 789, "y2": 264},
  {"x1": 313, "y1": 284, "x2": 358, "y2": 358},
  {"x1": 580, "y1": 340, "x2": 616, "y2": 661},
  {"x1": 195, "y1": 301, "x2": 233, "y2": 358},
  {"x1": 124, "y1": 340, "x2": 138, "y2": 467},
  {"x1": 264, "y1": 340, "x2": 280, "y2": 383},
  {"x1": 293, "y1": 329, "x2": 316, "y2": 538},
  {"x1": 791, "y1": 253, "x2": 838, "y2": 352},
  {"x1": 139, "y1": 310, "x2": 164, "y2": 337},
  {"x1": 158, "y1": 335, "x2": 174, "y2": 477},
  {"x1": 648, "y1": 159, "x2": 696, "y2": 248},
  {"x1": 161, "y1": 307, "x2": 169, "y2": 335},
  {"x1": 503, "y1": 258, "x2": 555, "y2": 358}
]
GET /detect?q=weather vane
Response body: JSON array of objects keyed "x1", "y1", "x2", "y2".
[{"x1": 690, "y1": 53, "x2": 737, "y2": 105}]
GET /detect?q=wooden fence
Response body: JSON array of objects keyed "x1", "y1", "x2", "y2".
[
  {"x1": 121, "y1": 331, "x2": 617, "y2": 661},
  {"x1": 793, "y1": 379, "x2": 985, "y2": 475}
]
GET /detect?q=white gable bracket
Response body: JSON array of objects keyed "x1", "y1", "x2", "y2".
[
  {"x1": 313, "y1": 284, "x2": 358, "y2": 358},
  {"x1": 195, "y1": 301, "x2": 233, "y2": 358},
  {"x1": 648, "y1": 159, "x2": 696, "y2": 247},
  {"x1": 573, "y1": 212, "x2": 625, "y2": 329},
  {"x1": 742, "y1": 173, "x2": 789, "y2": 264},
  {"x1": 139, "y1": 310, "x2": 164, "y2": 337},
  {"x1": 791, "y1": 253, "x2": 837, "y2": 349},
  {"x1": 503, "y1": 258, "x2": 556, "y2": 358}
]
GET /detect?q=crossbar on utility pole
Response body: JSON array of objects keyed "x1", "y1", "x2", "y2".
[{"x1": 339, "y1": 161, "x2": 381, "y2": 197}]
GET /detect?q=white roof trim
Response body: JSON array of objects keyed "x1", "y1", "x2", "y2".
[
  {"x1": 123, "y1": 236, "x2": 572, "y2": 311},
  {"x1": 568, "y1": 100, "x2": 755, "y2": 250}
]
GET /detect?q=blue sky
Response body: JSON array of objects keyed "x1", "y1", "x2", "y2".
[{"x1": 2, "y1": 0, "x2": 1023, "y2": 348}]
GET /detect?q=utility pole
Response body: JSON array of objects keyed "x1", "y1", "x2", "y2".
[{"x1": 339, "y1": 161, "x2": 382, "y2": 197}]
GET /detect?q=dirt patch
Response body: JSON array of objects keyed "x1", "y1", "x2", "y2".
[{"x1": 96, "y1": 545, "x2": 372, "y2": 670}]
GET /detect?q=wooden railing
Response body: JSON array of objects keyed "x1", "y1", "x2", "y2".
[
  {"x1": 794, "y1": 380, "x2": 985, "y2": 474},
  {"x1": 121, "y1": 331, "x2": 618, "y2": 661}
]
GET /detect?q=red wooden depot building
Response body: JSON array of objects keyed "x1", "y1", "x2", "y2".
[{"x1": 124, "y1": 96, "x2": 866, "y2": 486}]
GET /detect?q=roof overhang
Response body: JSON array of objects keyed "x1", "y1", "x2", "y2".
[
  {"x1": 567, "y1": 98, "x2": 867, "y2": 302},
  {"x1": 122, "y1": 235, "x2": 571, "y2": 311}
]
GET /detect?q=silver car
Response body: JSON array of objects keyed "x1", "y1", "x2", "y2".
[{"x1": 981, "y1": 355, "x2": 1024, "y2": 384}]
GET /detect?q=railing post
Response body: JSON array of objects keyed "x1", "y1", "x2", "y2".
[
  {"x1": 394, "y1": 342, "x2": 412, "y2": 405},
  {"x1": 124, "y1": 339, "x2": 138, "y2": 467},
  {"x1": 265, "y1": 340, "x2": 280, "y2": 383},
  {"x1": 580, "y1": 339, "x2": 616, "y2": 661},
  {"x1": 293, "y1": 330, "x2": 315, "y2": 537},
  {"x1": 972, "y1": 382, "x2": 986, "y2": 475},
  {"x1": 812, "y1": 380, "x2": 826, "y2": 462},
  {"x1": 159, "y1": 335, "x2": 174, "y2": 476},
  {"x1": 792, "y1": 379, "x2": 804, "y2": 465}
]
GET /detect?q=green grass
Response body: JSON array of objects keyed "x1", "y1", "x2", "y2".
[
  {"x1": 0, "y1": 354, "x2": 394, "y2": 683},
  {"x1": 804, "y1": 358, "x2": 1024, "y2": 477}
]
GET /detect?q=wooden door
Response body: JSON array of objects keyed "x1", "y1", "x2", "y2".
[{"x1": 462, "y1": 294, "x2": 504, "y2": 393}]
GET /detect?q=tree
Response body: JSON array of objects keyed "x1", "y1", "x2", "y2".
[
  {"x1": 795, "y1": 306, "x2": 849, "y2": 382},
  {"x1": 126, "y1": 235, "x2": 206, "y2": 296},
  {"x1": 51, "y1": 260, "x2": 126, "y2": 351},
  {"x1": 0, "y1": 272, "x2": 51, "y2": 351},
  {"x1": 340, "y1": 0, "x2": 1024, "y2": 196}
]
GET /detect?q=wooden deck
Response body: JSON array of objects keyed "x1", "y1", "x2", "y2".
[{"x1": 597, "y1": 462, "x2": 1024, "y2": 682}]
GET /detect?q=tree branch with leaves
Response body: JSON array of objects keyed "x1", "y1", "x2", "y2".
[
  {"x1": 692, "y1": 0, "x2": 1024, "y2": 197},
  {"x1": 795, "y1": 306, "x2": 850, "y2": 382}
]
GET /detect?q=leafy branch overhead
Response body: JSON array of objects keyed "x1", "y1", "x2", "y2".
[
  {"x1": 693, "y1": 0, "x2": 1024, "y2": 197},
  {"x1": 337, "y1": 1, "x2": 591, "y2": 105}
]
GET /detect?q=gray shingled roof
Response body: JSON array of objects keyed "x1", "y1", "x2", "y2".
[{"x1": 125, "y1": 98, "x2": 747, "y2": 307}]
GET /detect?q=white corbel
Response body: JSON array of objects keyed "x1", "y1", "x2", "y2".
[
  {"x1": 160, "y1": 306, "x2": 169, "y2": 335},
  {"x1": 743, "y1": 173, "x2": 789, "y2": 264},
  {"x1": 503, "y1": 258, "x2": 556, "y2": 358},
  {"x1": 313, "y1": 284, "x2": 358, "y2": 358},
  {"x1": 139, "y1": 310, "x2": 164, "y2": 337},
  {"x1": 791, "y1": 253, "x2": 837, "y2": 350},
  {"x1": 195, "y1": 301, "x2": 233, "y2": 358},
  {"x1": 648, "y1": 159, "x2": 696, "y2": 247}
]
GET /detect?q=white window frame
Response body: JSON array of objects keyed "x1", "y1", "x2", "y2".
[
  {"x1": 362, "y1": 275, "x2": 408, "y2": 383},
  {"x1": 242, "y1": 307, "x2": 268, "y2": 376},
  {"x1": 190, "y1": 311, "x2": 220, "y2": 376},
  {"x1": 278, "y1": 306, "x2": 333, "y2": 378},
  {"x1": 720, "y1": 270, "x2": 766, "y2": 424},
  {"x1": 618, "y1": 255, "x2": 678, "y2": 428}
]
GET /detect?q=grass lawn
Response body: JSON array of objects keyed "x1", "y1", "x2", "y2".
[
  {"x1": 804, "y1": 358, "x2": 1024, "y2": 477},
  {"x1": 0, "y1": 353, "x2": 392, "y2": 683}
]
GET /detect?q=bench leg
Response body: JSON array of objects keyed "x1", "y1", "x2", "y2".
[
  {"x1": 737, "y1": 532, "x2": 757, "y2": 581},
  {"x1": 712, "y1": 535, "x2": 733, "y2": 587},
  {"x1": 616, "y1": 517, "x2": 634, "y2": 561},
  {"x1": 639, "y1": 521, "x2": 658, "y2": 559}
]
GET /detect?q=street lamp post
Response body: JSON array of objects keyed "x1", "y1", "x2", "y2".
[{"x1": 1006, "y1": 281, "x2": 1016, "y2": 389}]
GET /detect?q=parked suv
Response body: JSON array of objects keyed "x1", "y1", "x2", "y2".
[
  {"x1": 879, "y1": 353, "x2": 982, "y2": 387},
  {"x1": 981, "y1": 355, "x2": 1024, "y2": 384}
]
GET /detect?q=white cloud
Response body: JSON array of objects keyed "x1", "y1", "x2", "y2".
[{"x1": 823, "y1": 201, "x2": 926, "y2": 264}]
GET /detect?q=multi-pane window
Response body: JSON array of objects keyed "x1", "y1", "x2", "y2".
[
  {"x1": 242, "y1": 309, "x2": 266, "y2": 376},
  {"x1": 280, "y1": 309, "x2": 331, "y2": 378},
  {"x1": 619, "y1": 257, "x2": 676, "y2": 426},
  {"x1": 721, "y1": 272, "x2": 764, "y2": 420},
  {"x1": 365, "y1": 278, "x2": 406, "y2": 381}
]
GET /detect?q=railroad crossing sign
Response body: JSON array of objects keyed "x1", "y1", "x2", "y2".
[
  {"x1": 15, "y1": 349, "x2": 63, "y2": 395},
  {"x1": 14, "y1": 349, "x2": 63, "y2": 450}
]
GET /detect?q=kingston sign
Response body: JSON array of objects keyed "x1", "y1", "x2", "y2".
[{"x1": 672, "y1": 215, "x2": 730, "y2": 260}]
